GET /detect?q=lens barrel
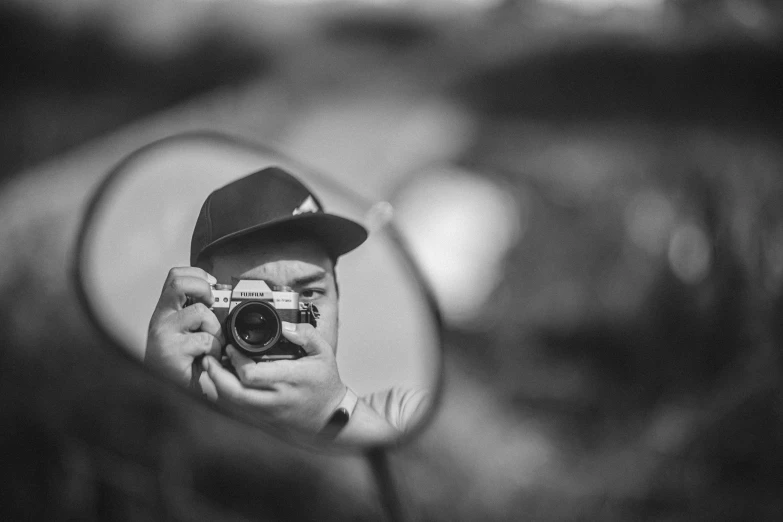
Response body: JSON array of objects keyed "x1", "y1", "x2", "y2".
[{"x1": 227, "y1": 300, "x2": 282, "y2": 354}]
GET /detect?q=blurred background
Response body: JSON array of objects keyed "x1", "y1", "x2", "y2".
[{"x1": 2, "y1": 0, "x2": 783, "y2": 520}]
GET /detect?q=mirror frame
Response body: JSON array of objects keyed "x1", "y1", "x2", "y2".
[{"x1": 72, "y1": 130, "x2": 445, "y2": 453}]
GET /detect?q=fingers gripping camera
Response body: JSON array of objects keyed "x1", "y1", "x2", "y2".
[{"x1": 210, "y1": 280, "x2": 319, "y2": 361}]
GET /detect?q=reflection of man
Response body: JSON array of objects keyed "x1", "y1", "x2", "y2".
[{"x1": 144, "y1": 167, "x2": 429, "y2": 444}]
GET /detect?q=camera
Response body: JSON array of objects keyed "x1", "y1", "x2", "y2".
[{"x1": 210, "y1": 279, "x2": 319, "y2": 361}]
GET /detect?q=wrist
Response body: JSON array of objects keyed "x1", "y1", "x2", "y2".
[
  {"x1": 319, "y1": 386, "x2": 358, "y2": 439},
  {"x1": 332, "y1": 400, "x2": 401, "y2": 446}
]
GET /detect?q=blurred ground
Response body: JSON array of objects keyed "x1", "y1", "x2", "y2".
[{"x1": 2, "y1": 0, "x2": 783, "y2": 520}]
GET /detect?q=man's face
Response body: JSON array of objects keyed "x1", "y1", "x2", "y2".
[{"x1": 207, "y1": 237, "x2": 339, "y2": 352}]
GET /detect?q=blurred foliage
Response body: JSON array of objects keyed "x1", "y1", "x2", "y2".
[{"x1": 0, "y1": 3, "x2": 267, "y2": 180}]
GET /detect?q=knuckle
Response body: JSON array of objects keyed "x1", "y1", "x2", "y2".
[
  {"x1": 148, "y1": 314, "x2": 173, "y2": 336},
  {"x1": 147, "y1": 312, "x2": 162, "y2": 329},
  {"x1": 178, "y1": 306, "x2": 195, "y2": 321},
  {"x1": 147, "y1": 323, "x2": 166, "y2": 340},
  {"x1": 296, "y1": 322, "x2": 314, "y2": 336},
  {"x1": 205, "y1": 307, "x2": 221, "y2": 324},
  {"x1": 190, "y1": 302, "x2": 209, "y2": 315},
  {"x1": 164, "y1": 268, "x2": 183, "y2": 287},
  {"x1": 197, "y1": 331, "x2": 214, "y2": 347},
  {"x1": 236, "y1": 365, "x2": 251, "y2": 383},
  {"x1": 213, "y1": 322, "x2": 225, "y2": 339},
  {"x1": 168, "y1": 266, "x2": 188, "y2": 278},
  {"x1": 168, "y1": 277, "x2": 184, "y2": 294}
]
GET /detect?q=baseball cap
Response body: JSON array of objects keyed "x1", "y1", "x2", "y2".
[{"x1": 190, "y1": 166, "x2": 368, "y2": 266}]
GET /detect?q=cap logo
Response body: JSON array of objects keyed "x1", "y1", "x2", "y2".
[{"x1": 292, "y1": 195, "x2": 321, "y2": 215}]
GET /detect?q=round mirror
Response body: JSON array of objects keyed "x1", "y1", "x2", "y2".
[{"x1": 75, "y1": 132, "x2": 442, "y2": 448}]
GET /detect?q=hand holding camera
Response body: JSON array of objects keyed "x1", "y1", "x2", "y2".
[
  {"x1": 200, "y1": 279, "x2": 346, "y2": 432},
  {"x1": 202, "y1": 322, "x2": 347, "y2": 434},
  {"x1": 144, "y1": 267, "x2": 225, "y2": 386},
  {"x1": 146, "y1": 268, "x2": 346, "y2": 432},
  {"x1": 146, "y1": 270, "x2": 319, "y2": 379}
]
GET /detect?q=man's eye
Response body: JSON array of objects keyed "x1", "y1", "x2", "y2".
[{"x1": 300, "y1": 288, "x2": 324, "y2": 300}]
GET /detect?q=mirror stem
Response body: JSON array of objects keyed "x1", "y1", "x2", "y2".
[{"x1": 367, "y1": 448, "x2": 408, "y2": 522}]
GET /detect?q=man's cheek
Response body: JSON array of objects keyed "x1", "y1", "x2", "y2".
[{"x1": 316, "y1": 308, "x2": 339, "y2": 348}]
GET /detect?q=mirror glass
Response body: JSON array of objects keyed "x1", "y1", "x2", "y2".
[{"x1": 77, "y1": 132, "x2": 441, "y2": 448}]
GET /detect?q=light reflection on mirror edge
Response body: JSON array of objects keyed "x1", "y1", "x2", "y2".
[{"x1": 72, "y1": 130, "x2": 445, "y2": 453}]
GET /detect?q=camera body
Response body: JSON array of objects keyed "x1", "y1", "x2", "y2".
[{"x1": 210, "y1": 279, "x2": 319, "y2": 361}]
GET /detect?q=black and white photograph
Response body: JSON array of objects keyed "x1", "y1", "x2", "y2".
[{"x1": 2, "y1": 0, "x2": 783, "y2": 520}]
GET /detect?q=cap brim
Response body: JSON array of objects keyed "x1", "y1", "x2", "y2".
[{"x1": 193, "y1": 213, "x2": 368, "y2": 266}]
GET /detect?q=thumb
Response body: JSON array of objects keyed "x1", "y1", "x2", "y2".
[{"x1": 280, "y1": 322, "x2": 331, "y2": 357}]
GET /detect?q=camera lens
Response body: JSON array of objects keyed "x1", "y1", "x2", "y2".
[
  {"x1": 237, "y1": 311, "x2": 271, "y2": 344},
  {"x1": 229, "y1": 301, "x2": 281, "y2": 353}
]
